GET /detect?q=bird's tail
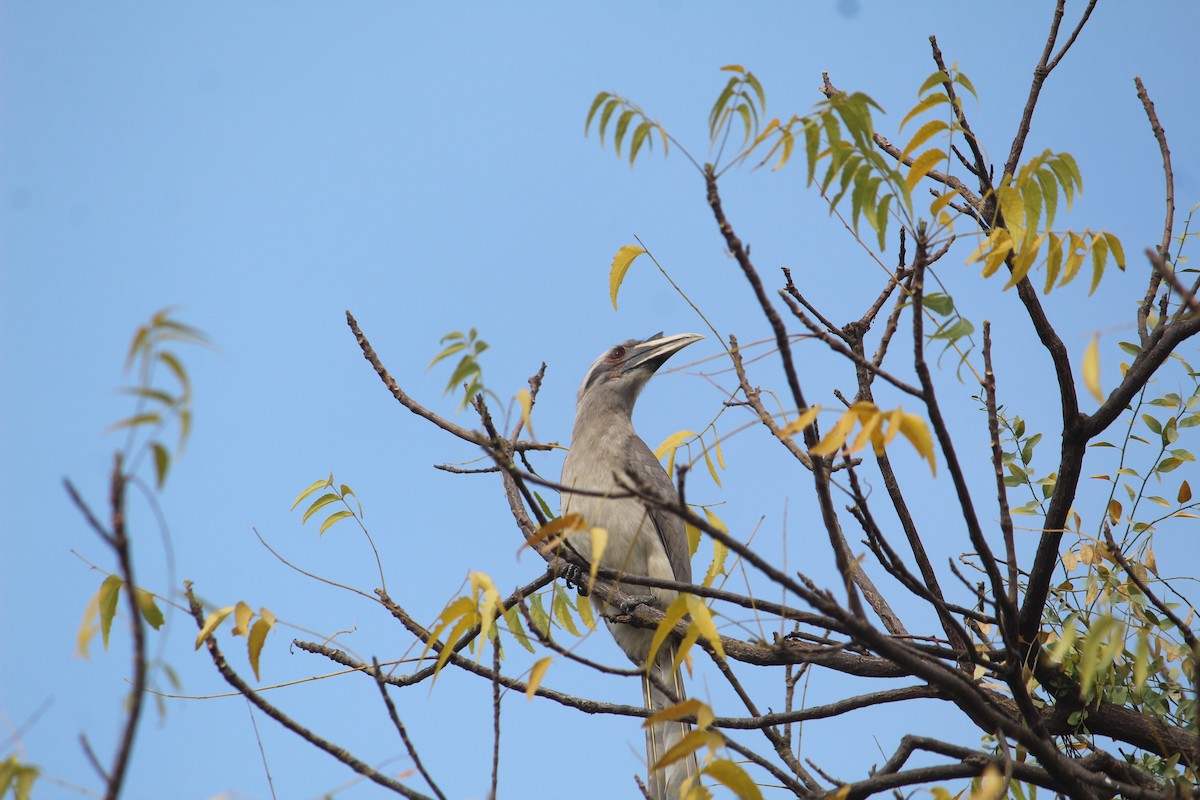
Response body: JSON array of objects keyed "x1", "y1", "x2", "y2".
[{"x1": 643, "y1": 645, "x2": 699, "y2": 800}]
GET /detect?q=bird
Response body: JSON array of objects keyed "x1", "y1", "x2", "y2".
[{"x1": 560, "y1": 331, "x2": 703, "y2": 800}]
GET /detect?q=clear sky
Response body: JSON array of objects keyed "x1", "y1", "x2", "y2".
[{"x1": 3, "y1": 2, "x2": 1199, "y2": 799}]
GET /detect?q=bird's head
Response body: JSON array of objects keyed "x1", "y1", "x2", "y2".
[{"x1": 575, "y1": 332, "x2": 703, "y2": 415}]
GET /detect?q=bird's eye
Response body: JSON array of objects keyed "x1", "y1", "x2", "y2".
[{"x1": 606, "y1": 346, "x2": 625, "y2": 362}]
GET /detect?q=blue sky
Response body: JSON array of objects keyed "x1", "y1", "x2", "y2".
[{"x1": 3, "y1": 2, "x2": 1199, "y2": 798}]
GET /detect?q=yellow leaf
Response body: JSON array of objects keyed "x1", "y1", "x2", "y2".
[
  {"x1": 515, "y1": 388, "x2": 534, "y2": 438},
  {"x1": 248, "y1": 614, "x2": 274, "y2": 681},
  {"x1": 851, "y1": 406, "x2": 883, "y2": 455},
  {"x1": 702, "y1": 507, "x2": 728, "y2": 534},
  {"x1": 195, "y1": 606, "x2": 235, "y2": 650},
  {"x1": 232, "y1": 601, "x2": 254, "y2": 637},
  {"x1": 929, "y1": 188, "x2": 961, "y2": 219},
  {"x1": 647, "y1": 595, "x2": 690, "y2": 669},
  {"x1": 685, "y1": 595, "x2": 725, "y2": 659},
  {"x1": 685, "y1": 521, "x2": 702, "y2": 558},
  {"x1": 905, "y1": 148, "x2": 946, "y2": 193},
  {"x1": 470, "y1": 571, "x2": 501, "y2": 645},
  {"x1": 575, "y1": 590, "x2": 596, "y2": 630},
  {"x1": 970, "y1": 764, "x2": 1005, "y2": 800},
  {"x1": 526, "y1": 657, "x2": 552, "y2": 699},
  {"x1": 898, "y1": 413, "x2": 937, "y2": 475},
  {"x1": 77, "y1": 585, "x2": 102, "y2": 659},
  {"x1": 588, "y1": 526, "x2": 608, "y2": 588},
  {"x1": 900, "y1": 119, "x2": 948, "y2": 160},
  {"x1": 610, "y1": 245, "x2": 646, "y2": 310},
  {"x1": 522, "y1": 513, "x2": 587, "y2": 554},
  {"x1": 702, "y1": 538, "x2": 728, "y2": 588},
  {"x1": 644, "y1": 698, "x2": 707, "y2": 727},
  {"x1": 780, "y1": 406, "x2": 820, "y2": 437},
  {"x1": 1082, "y1": 335, "x2": 1103, "y2": 403},
  {"x1": 654, "y1": 429, "x2": 696, "y2": 460},
  {"x1": 703, "y1": 758, "x2": 765, "y2": 800},
  {"x1": 656, "y1": 729, "x2": 723, "y2": 771},
  {"x1": 810, "y1": 408, "x2": 858, "y2": 457}
]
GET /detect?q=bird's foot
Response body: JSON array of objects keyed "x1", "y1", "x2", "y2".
[
  {"x1": 559, "y1": 563, "x2": 589, "y2": 596},
  {"x1": 616, "y1": 594, "x2": 657, "y2": 615}
]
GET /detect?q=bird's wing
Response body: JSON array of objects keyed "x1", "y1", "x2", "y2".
[{"x1": 625, "y1": 434, "x2": 693, "y2": 585}]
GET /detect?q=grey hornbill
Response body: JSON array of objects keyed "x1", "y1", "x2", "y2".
[{"x1": 560, "y1": 331, "x2": 703, "y2": 799}]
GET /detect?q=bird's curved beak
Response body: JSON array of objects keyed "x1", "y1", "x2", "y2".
[{"x1": 621, "y1": 332, "x2": 703, "y2": 375}]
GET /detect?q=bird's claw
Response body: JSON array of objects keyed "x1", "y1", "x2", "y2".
[{"x1": 559, "y1": 563, "x2": 588, "y2": 596}]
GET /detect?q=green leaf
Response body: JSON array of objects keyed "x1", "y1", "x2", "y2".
[
  {"x1": 552, "y1": 587, "x2": 582, "y2": 637},
  {"x1": 503, "y1": 605, "x2": 534, "y2": 653},
  {"x1": 151, "y1": 441, "x2": 170, "y2": 490},
  {"x1": 98, "y1": 574, "x2": 124, "y2": 650},
  {"x1": 917, "y1": 70, "x2": 951, "y2": 97},
  {"x1": 318, "y1": 509, "x2": 354, "y2": 535},
  {"x1": 292, "y1": 477, "x2": 331, "y2": 510},
  {"x1": 922, "y1": 292, "x2": 954, "y2": 315},
  {"x1": 1089, "y1": 233, "x2": 1108, "y2": 296},
  {"x1": 529, "y1": 593, "x2": 550, "y2": 638},
  {"x1": 585, "y1": 92, "x2": 610, "y2": 134},
  {"x1": 135, "y1": 588, "x2": 165, "y2": 630},
  {"x1": 302, "y1": 493, "x2": 341, "y2": 524},
  {"x1": 597, "y1": 98, "x2": 619, "y2": 145}
]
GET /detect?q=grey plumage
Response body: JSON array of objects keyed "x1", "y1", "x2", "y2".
[{"x1": 561, "y1": 332, "x2": 702, "y2": 800}]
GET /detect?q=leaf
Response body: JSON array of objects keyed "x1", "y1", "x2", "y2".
[
  {"x1": 575, "y1": 589, "x2": 596, "y2": 630},
  {"x1": 526, "y1": 657, "x2": 552, "y2": 699},
  {"x1": 656, "y1": 729, "x2": 723, "y2": 771},
  {"x1": 1089, "y1": 233, "x2": 1108, "y2": 295},
  {"x1": 149, "y1": 441, "x2": 170, "y2": 489},
  {"x1": 585, "y1": 92, "x2": 610, "y2": 134},
  {"x1": 248, "y1": 608, "x2": 275, "y2": 680},
  {"x1": 898, "y1": 413, "x2": 937, "y2": 475},
  {"x1": 609, "y1": 245, "x2": 646, "y2": 310},
  {"x1": 552, "y1": 586, "x2": 582, "y2": 637},
  {"x1": 703, "y1": 758, "x2": 765, "y2": 800},
  {"x1": 98, "y1": 574, "x2": 123, "y2": 650},
  {"x1": 301, "y1": 493, "x2": 340, "y2": 523},
  {"x1": 702, "y1": 537, "x2": 728, "y2": 588},
  {"x1": 703, "y1": 447, "x2": 721, "y2": 488},
  {"x1": 291, "y1": 477, "x2": 331, "y2": 511},
  {"x1": 106, "y1": 412, "x2": 162, "y2": 433},
  {"x1": 644, "y1": 698, "x2": 712, "y2": 728},
  {"x1": 916, "y1": 70, "x2": 951, "y2": 98},
  {"x1": 232, "y1": 601, "x2": 254, "y2": 637},
  {"x1": 318, "y1": 509, "x2": 354, "y2": 535},
  {"x1": 515, "y1": 388, "x2": 534, "y2": 437},
  {"x1": 905, "y1": 148, "x2": 945, "y2": 193},
  {"x1": 810, "y1": 408, "x2": 858, "y2": 457},
  {"x1": 684, "y1": 594, "x2": 725, "y2": 659},
  {"x1": 504, "y1": 606, "x2": 534, "y2": 653},
  {"x1": 654, "y1": 429, "x2": 696, "y2": 460},
  {"x1": 134, "y1": 589, "x2": 164, "y2": 630},
  {"x1": 1179, "y1": 480, "x2": 1193, "y2": 504},
  {"x1": 780, "y1": 406, "x2": 820, "y2": 437},
  {"x1": 195, "y1": 606, "x2": 235, "y2": 649},
  {"x1": 522, "y1": 513, "x2": 586, "y2": 553},
  {"x1": 588, "y1": 526, "x2": 608, "y2": 588},
  {"x1": 685, "y1": 521, "x2": 702, "y2": 558},
  {"x1": 1082, "y1": 335, "x2": 1103, "y2": 403},
  {"x1": 647, "y1": 595, "x2": 690, "y2": 670}
]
